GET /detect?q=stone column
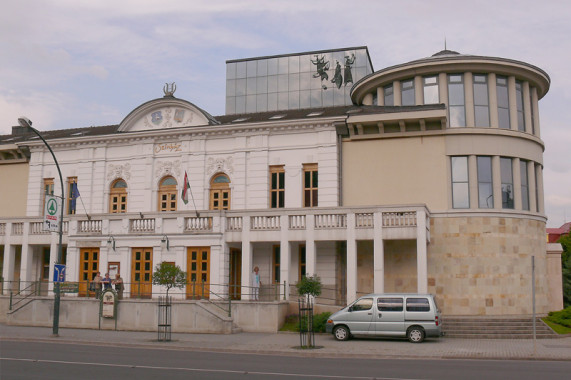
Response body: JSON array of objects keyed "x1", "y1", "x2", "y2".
[
  {"x1": 535, "y1": 164, "x2": 545, "y2": 214},
  {"x1": 438, "y1": 73, "x2": 448, "y2": 104},
  {"x1": 241, "y1": 216, "x2": 253, "y2": 300},
  {"x1": 305, "y1": 214, "x2": 316, "y2": 277},
  {"x1": 373, "y1": 212, "x2": 384, "y2": 293},
  {"x1": 414, "y1": 76, "x2": 423, "y2": 105},
  {"x1": 531, "y1": 87, "x2": 540, "y2": 137},
  {"x1": 393, "y1": 80, "x2": 402, "y2": 106},
  {"x1": 523, "y1": 81, "x2": 533, "y2": 134},
  {"x1": 19, "y1": 223, "x2": 33, "y2": 293},
  {"x1": 47, "y1": 232, "x2": 58, "y2": 295},
  {"x1": 464, "y1": 72, "x2": 475, "y2": 127},
  {"x1": 2, "y1": 223, "x2": 15, "y2": 294},
  {"x1": 488, "y1": 73, "x2": 498, "y2": 128},
  {"x1": 528, "y1": 161, "x2": 537, "y2": 212},
  {"x1": 377, "y1": 87, "x2": 384, "y2": 106},
  {"x1": 346, "y1": 213, "x2": 357, "y2": 303},
  {"x1": 513, "y1": 158, "x2": 522, "y2": 210},
  {"x1": 508, "y1": 76, "x2": 518, "y2": 131},
  {"x1": 279, "y1": 215, "x2": 290, "y2": 300},
  {"x1": 416, "y1": 210, "x2": 428, "y2": 293}
]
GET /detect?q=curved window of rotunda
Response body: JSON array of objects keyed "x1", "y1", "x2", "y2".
[
  {"x1": 209, "y1": 173, "x2": 231, "y2": 210},
  {"x1": 109, "y1": 178, "x2": 128, "y2": 213},
  {"x1": 158, "y1": 176, "x2": 177, "y2": 211}
]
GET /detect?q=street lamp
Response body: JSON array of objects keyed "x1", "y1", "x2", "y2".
[{"x1": 18, "y1": 116, "x2": 65, "y2": 337}]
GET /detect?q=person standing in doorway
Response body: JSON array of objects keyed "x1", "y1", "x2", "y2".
[{"x1": 251, "y1": 266, "x2": 261, "y2": 301}]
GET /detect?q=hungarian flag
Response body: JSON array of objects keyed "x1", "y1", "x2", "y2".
[{"x1": 181, "y1": 171, "x2": 190, "y2": 205}]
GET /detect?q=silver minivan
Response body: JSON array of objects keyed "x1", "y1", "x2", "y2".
[{"x1": 325, "y1": 293, "x2": 442, "y2": 343}]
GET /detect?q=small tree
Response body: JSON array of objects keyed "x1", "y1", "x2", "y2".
[
  {"x1": 152, "y1": 262, "x2": 187, "y2": 297},
  {"x1": 296, "y1": 274, "x2": 322, "y2": 301}
]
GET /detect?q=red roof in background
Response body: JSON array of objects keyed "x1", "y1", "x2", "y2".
[{"x1": 547, "y1": 222, "x2": 571, "y2": 243}]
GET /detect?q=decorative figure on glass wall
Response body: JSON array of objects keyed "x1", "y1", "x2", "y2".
[
  {"x1": 311, "y1": 54, "x2": 330, "y2": 89},
  {"x1": 343, "y1": 54, "x2": 355, "y2": 86},
  {"x1": 331, "y1": 60, "x2": 343, "y2": 89},
  {"x1": 163, "y1": 82, "x2": 176, "y2": 97}
]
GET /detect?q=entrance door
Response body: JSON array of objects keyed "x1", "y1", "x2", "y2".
[
  {"x1": 186, "y1": 247, "x2": 210, "y2": 299},
  {"x1": 79, "y1": 248, "x2": 99, "y2": 297},
  {"x1": 229, "y1": 248, "x2": 241, "y2": 300},
  {"x1": 131, "y1": 248, "x2": 153, "y2": 298}
]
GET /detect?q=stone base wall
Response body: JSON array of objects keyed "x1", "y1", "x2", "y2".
[{"x1": 428, "y1": 216, "x2": 550, "y2": 316}]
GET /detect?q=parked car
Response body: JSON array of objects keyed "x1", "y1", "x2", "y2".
[{"x1": 325, "y1": 293, "x2": 442, "y2": 343}]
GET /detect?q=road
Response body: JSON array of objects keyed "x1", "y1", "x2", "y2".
[{"x1": 1, "y1": 341, "x2": 570, "y2": 380}]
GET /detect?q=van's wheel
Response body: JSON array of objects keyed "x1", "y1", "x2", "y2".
[
  {"x1": 333, "y1": 325, "x2": 350, "y2": 341},
  {"x1": 407, "y1": 326, "x2": 425, "y2": 343}
]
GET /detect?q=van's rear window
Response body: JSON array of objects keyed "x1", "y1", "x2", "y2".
[
  {"x1": 377, "y1": 298, "x2": 403, "y2": 311},
  {"x1": 406, "y1": 298, "x2": 430, "y2": 312}
]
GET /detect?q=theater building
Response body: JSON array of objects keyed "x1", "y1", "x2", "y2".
[{"x1": 0, "y1": 46, "x2": 563, "y2": 317}]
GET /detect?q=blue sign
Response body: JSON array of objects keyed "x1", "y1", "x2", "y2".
[{"x1": 53, "y1": 264, "x2": 66, "y2": 283}]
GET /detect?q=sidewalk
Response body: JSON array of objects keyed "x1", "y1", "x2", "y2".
[{"x1": 1, "y1": 324, "x2": 570, "y2": 361}]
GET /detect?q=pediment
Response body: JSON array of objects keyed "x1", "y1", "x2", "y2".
[{"x1": 118, "y1": 97, "x2": 218, "y2": 132}]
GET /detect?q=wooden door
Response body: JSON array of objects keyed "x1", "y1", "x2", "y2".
[
  {"x1": 79, "y1": 248, "x2": 99, "y2": 297},
  {"x1": 229, "y1": 248, "x2": 241, "y2": 300},
  {"x1": 186, "y1": 247, "x2": 210, "y2": 299},
  {"x1": 131, "y1": 248, "x2": 153, "y2": 298}
]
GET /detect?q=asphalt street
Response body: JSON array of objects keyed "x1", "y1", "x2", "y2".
[{"x1": 2, "y1": 340, "x2": 571, "y2": 380}]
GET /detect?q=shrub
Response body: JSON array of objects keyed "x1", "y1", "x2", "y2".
[{"x1": 546, "y1": 306, "x2": 571, "y2": 328}]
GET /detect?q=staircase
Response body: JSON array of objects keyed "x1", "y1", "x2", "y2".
[{"x1": 442, "y1": 316, "x2": 559, "y2": 339}]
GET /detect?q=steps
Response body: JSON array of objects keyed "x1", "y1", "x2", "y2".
[{"x1": 442, "y1": 316, "x2": 559, "y2": 339}]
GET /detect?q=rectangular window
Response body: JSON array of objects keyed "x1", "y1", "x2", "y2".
[
  {"x1": 299, "y1": 245, "x2": 306, "y2": 281},
  {"x1": 520, "y1": 160, "x2": 530, "y2": 211},
  {"x1": 516, "y1": 80, "x2": 525, "y2": 131},
  {"x1": 383, "y1": 84, "x2": 394, "y2": 106},
  {"x1": 67, "y1": 177, "x2": 78, "y2": 215},
  {"x1": 423, "y1": 76, "x2": 439, "y2": 104},
  {"x1": 496, "y1": 76, "x2": 510, "y2": 129},
  {"x1": 448, "y1": 74, "x2": 465, "y2": 127},
  {"x1": 500, "y1": 157, "x2": 514, "y2": 209},
  {"x1": 477, "y1": 156, "x2": 493, "y2": 208},
  {"x1": 42, "y1": 178, "x2": 54, "y2": 212},
  {"x1": 377, "y1": 297, "x2": 403, "y2": 312},
  {"x1": 406, "y1": 298, "x2": 431, "y2": 312},
  {"x1": 269, "y1": 165, "x2": 285, "y2": 208},
  {"x1": 272, "y1": 245, "x2": 280, "y2": 283},
  {"x1": 303, "y1": 163, "x2": 318, "y2": 207},
  {"x1": 473, "y1": 74, "x2": 490, "y2": 127},
  {"x1": 401, "y1": 78, "x2": 415, "y2": 106},
  {"x1": 451, "y1": 156, "x2": 469, "y2": 208}
]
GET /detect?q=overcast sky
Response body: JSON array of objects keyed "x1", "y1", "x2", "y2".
[{"x1": 1, "y1": 0, "x2": 569, "y2": 227}]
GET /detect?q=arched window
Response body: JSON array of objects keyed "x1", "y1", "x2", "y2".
[
  {"x1": 109, "y1": 179, "x2": 128, "y2": 213},
  {"x1": 209, "y1": 173, "x2": 231, "y2": 210},
  {"x1": 158, "y1": 176, "x2": 177, "y2": 211}
]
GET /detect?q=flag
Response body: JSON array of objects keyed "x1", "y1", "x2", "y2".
[
  {"x1": 70, "y1": 183, "x2": 80, "y2": 213},
  {"x1": 181, "y1": 171, "x2": 190, "y2": 205}
]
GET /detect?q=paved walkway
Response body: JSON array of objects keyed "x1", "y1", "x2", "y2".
[{"x1": 1, "y1": 324, "x2": 570, "y2": 361}]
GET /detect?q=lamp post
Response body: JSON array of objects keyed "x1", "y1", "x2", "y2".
[{"x1": 18, "y1": 116, "x2": 64, "y2": 336}]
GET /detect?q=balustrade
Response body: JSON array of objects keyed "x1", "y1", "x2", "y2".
[
  {"x1": 251, "y1": 215, "x2": 280, "y2": 230},
  {"x1": 185, "y1": 217, "x2": 213, "y2": 232},
  {"x1": 130, "y1": 218, "x2": 156, "y2": 233},
  {"x1": 314, "y1": 214, "x2": 347, "y2": 229},
  {"x1": 78, "y1": 219, "x2": 102, "y2": 234},
  {"x1": 288, "y1": 215, "x2": 306, "y2": 230},
  {"x1": 382, "y1": 211, "x2": 417, "y2": 227},
  {"x1": 226, "y1": 217, "x2": 242, "y2": 231}
]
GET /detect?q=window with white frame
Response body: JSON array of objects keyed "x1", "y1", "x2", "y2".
[
  {"x1": 448, "y1": 74, "x2": 465, "y2": 127},
  {"x1": 451, "y1": 156, "x2": 469, "y2": 208}
]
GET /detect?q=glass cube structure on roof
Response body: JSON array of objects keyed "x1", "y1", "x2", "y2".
[{"x1": 225, "y1": 47, "x2": 373, "y2": 115}]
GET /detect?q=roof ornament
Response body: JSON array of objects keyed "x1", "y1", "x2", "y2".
[{"x1": 163, "y1": 82, "x2": 176, "y2": 97}]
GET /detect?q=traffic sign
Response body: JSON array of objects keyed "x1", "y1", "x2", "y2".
[
  {"x1": 44, "y1": 195, "x2": 62, "y2": 232},
  {"x1": 53, "y1": 264, "x2": 66, "y2": 282}
]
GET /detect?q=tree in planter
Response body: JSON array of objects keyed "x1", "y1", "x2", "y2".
[
  {"x1": 152, "y1": 262, "x2": 187, "y2": 297},
  {"x1": 296, "y1": 275, "x2": 322, "y2": 347},
  {"x1": 296, "y1": 274, "x2": 322, "y2": 301}
]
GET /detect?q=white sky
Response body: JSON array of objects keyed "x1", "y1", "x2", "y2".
[{"x1": 1, "y1": 0, "x2": 569, "y2": 227}]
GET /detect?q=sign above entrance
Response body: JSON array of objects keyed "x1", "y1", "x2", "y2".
[{"x1": 43, "y1": 195, "x2": 62, "y2": 232}]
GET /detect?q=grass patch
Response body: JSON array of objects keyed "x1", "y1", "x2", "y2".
[
  {"x1": 543, "y1": 306, "x2": 571, "y2": 334},
  {"x1": 542, "y1": 318, "x2": 571, "y2": 334}
]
